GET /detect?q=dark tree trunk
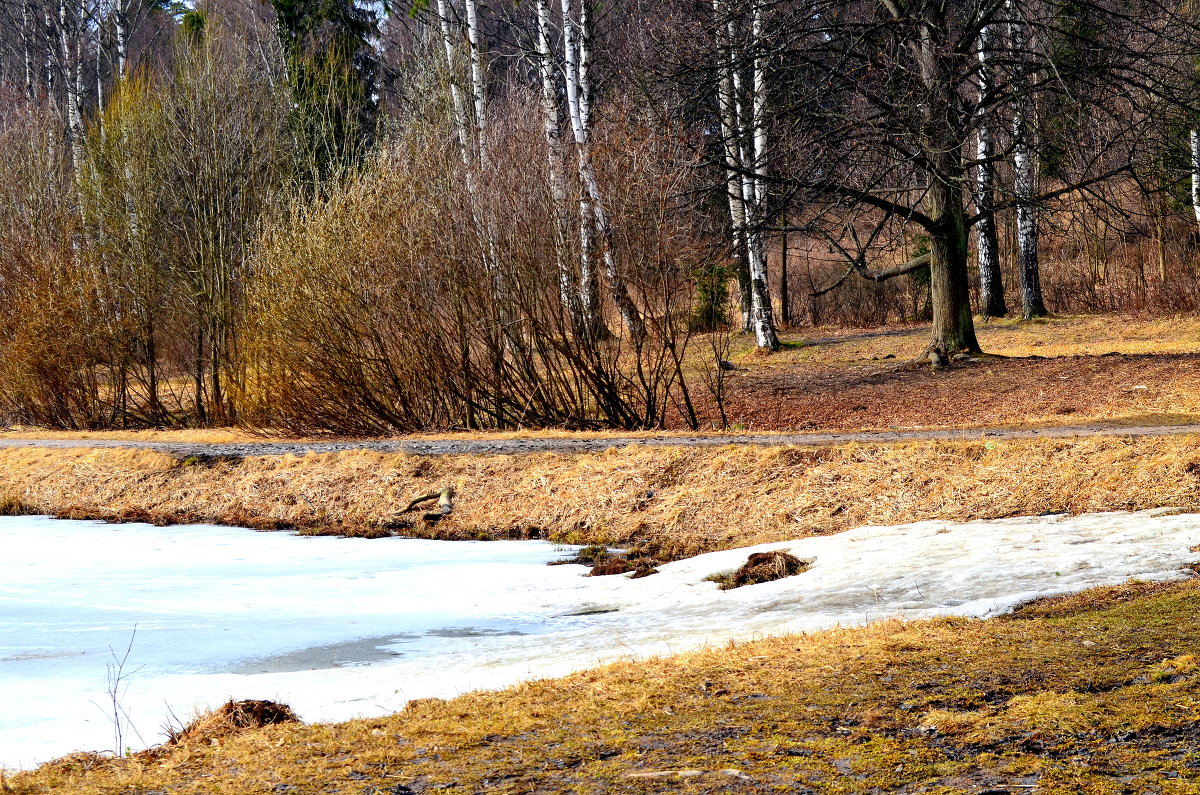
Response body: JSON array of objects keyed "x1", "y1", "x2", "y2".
[
  {"x1": 917, "y1": 5, "x2": 981, "y2": 355},
  {"x1": 929, "y1": 211, "x2": 981, "y2": 354},
  {"x1": 779, "y1": 227, "x2": 790, "y2": 327}
]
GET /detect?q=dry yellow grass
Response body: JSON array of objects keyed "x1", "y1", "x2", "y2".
[
  {"x1": 0, "y1": 427, "x2": 262, "y2": 443},
  {"x1": 1, "y1": 435, "x2": 1198, "y2": 559},
  {"x1": 0, "y1": 426, "x2": 739, "y2": 443},
  {"x1": 743, "y1": 313, "x2": 1200, "y2": 365}
]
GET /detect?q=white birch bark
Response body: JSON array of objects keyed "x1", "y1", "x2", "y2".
[
  {"x1": 563, "y1": 0, "x2": 641, "y2": 339},
  {"x1": 1007, "y1": 0, "x2": 1046, "y2": 319},
  {"x1": 1190, "y1": 129, "x2": 1200, "y2": 229},
  {"x1": 975, "y1": 21, "x2": 1004, "y2": 317},
  {"x1": 712, "y1": 0, "x2": 748, "y2": 333},
  {"x1": 434, "y1": 0, "x2": 505, "y2": 335},
  {"x1": 23, "y1": 1, "x2": 34, "y2": 99},
  {"x1": 577, "y1": 0, "x2": 592, "y2": 134},
  {"x1": 72, "y1": 0, "x2": 84, "y2": 128},
  {"x1": 560, "y1": 0, "x2": 597, "y2": 330},
  {"x1": 535, "y1": 0, "x2": 581, "y2": 328},
  {"x1": 59, "y1": 0, "x2": 84, "y2": 171},
  {"x1": 44, "y1": 5, "x2": 55, "y2": 99},
  {"x1": 744, "y1": 1, "x2": 778, "y2": 350},
  {"x1": 713, "y1": 0, "x2": 776, "y2": 349},
  {"x1": 726, "y1": 5, "x2": 753, "y2": 332},
  {"x1": 464, "y1": 0, "x2": 488, "y2": 166},
  {"x1": 57, "y1": 0, "x2": 69, "y2": 104},
  {"x1": 115, "y1": 0, "x2": 128, "y2": 80},
  {"x1": 95, "y1": 0, "x2": 102, "y2": 107},
  {"x1": 435, "y1": 0, "x2": 474, "y2": 168}
]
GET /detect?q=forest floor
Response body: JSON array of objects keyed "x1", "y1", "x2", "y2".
[{"x1": 8, "y1": 313, "x2": 1200, "y2": 793}]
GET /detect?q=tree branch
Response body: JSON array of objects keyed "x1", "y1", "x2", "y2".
[
  {"x1": 855, "y1": 251, "x2": 931, "y2": 281},
  {"x1": 816, "y1": 183, "x2": 938, "y2": 230}
]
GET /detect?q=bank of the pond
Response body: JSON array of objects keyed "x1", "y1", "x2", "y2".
[
  {"x1": 6, "y1": 507, "x2": 1200, "y2": 780},
  {"x1": 11, "y1": 578, "x2": 1200, "y2": 794},
  {"x1": 1, "y1": 435, "x2": 1200, "y2": 560}
]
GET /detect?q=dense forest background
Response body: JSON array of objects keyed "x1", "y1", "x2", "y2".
[{"x1": 0, "y1": 0, "x2": 1198, "y2": 432}]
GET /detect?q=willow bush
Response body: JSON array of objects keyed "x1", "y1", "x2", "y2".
[
  {"x1": 0, "y1": 97, "x2": 113, "y2": 427},
  {"x1": 237, "y1": 94, "x2": 717, "y2": 433}
]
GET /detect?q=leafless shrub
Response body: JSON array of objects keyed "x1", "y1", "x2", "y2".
[{"x1": 237, "y1": 89, "x2": 716, "y2": 433}]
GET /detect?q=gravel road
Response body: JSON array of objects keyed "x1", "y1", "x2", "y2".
[{"x1": 2, "y1": 422, "x2": 1200, "y2": 459}]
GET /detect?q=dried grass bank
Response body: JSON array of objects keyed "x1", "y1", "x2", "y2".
[{"x1": 1, "y1": 435, "x2": 1198, "y2": 560}]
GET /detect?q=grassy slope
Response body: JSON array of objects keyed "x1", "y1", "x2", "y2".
[
  {"x1": 1, "y1": 436, "x2": 1200, "y2": 561},
  {"x1": 10, "y1": 580, "x2": 1200, "y2": 794}
]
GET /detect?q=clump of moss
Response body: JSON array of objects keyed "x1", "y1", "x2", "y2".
[
  {"x1": 554, "y1": 544, "x2": 660, "y2": 578},
  {"x1": 707, "y1": 550, "x2": 810, "y2": 590}
]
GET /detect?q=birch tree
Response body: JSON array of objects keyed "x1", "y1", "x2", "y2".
[
  {"x1": 534, "y1": 0, "x2": 582, "y2": 331},
  {"x1": 1007, "y1": 0, "x2": 1046, "y2": 319},
  {"x1": 561, "y1": 0, "x2": 643, "y2": 339},
  {"x1": 711, "y1": 0, "x2": 778, "y2": 351},
  {"x1": 975, "y1": 19, "x2": 1005, "y2": 319},
  {"x1": 1191, "y1": 129, "x2": 1200, "y2": 229}
]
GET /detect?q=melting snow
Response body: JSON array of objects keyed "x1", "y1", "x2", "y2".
[{"x1": 2, "y1": 508, "x2": 1199, "y2": 769}]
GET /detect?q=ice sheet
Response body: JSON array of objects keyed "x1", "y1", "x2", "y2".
[{"x1": 2, "y1": 508, "x2": 1198, "y2": 769}]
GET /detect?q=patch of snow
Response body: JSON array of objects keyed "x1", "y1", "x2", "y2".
[{"x1": 2, "y1": 508, "x2": 1199, "y2": 769}]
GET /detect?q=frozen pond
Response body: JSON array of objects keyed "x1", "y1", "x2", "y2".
[{"x1": 3, "y1": 508, "x2": 1200, "y2": 770}]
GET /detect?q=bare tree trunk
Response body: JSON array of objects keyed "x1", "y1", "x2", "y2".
[
  {"x1": 535, "y1": 0, "x2": 583, "y2": 330},
  {"x1": 1190, "y1": 129, "x2": 1200, "y2": 230},
  {"x1": 712, "y1": 15, "x2": 751, "y2": 333},
  {"x1": 23, "y1": 1, "x2": 35, "y2": 99},
  {"x1": 562, "y1": 0, "x2": 641, "y2": 339},
  {"x1": 744, "y1": 1, "x2": 779, "y2": 350},
  {"x1": 95, "y1": 3, "x2": 103, "y2": 111},
  {"x1": 115, "y1": 0, "x2": 128, "y2": 79},
  {"x1": 975, "y1": 22, "x2": 1006, "y2": 318},
  {"x1": 435, "y1": 0, "x2": 496, "y2": 274},
  {"x1": 779, "y1": 225, "x2": 790, "y2": 327},
  {"x1": 71, "y1": 0, "x2": 84, "y2": 164},
  {"x1": 726, "y1": 6, "x2": 753, "y2": 334},
  {"x1": 435, "y1": 0, "x2": 473, "y2": 167},
  {"x1": 916, "y1": 3, "x2": 980, "y2": 355},
  {"x1": 712, "y1": 0, "x2": 777, "y2": 350},
  {"x1": 44, "y1": 5, "x2": 56, "y2": 101},
  {"x1": 560, "y1": 0, "x2": 600, "y2": 335},
  {"x1": 464, "y1": 0, "x2": 487, "y2": 165},
  {"x1": 1008, "y1": 0, "x2": 1047, "y2": 319}
]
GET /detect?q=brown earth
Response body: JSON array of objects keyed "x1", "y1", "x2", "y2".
[{"x1": 717, "y1": 351, "x2": 1200, "y2": 432}]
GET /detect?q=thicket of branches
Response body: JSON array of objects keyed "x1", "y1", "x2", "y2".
[{"x1": 0, "y1": 0, "x2": 1199, "y2": 431}]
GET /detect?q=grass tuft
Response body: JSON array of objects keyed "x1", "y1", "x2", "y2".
[
  {"x1": 705, "y1": 550, "x2": 810, "y2": 589},
  {"x1": 0, "y1": 492, "x2": 34, "y2": 516}
]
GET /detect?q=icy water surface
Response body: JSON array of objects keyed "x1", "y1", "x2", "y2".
[{"x1": 3, "y1": 509, "x2": 1200, "y2": 769}]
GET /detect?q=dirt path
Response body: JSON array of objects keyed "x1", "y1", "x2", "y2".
[{"x1": 4, "y1": 421, "x2": 1200, "y2": 459}]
